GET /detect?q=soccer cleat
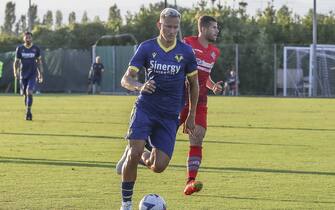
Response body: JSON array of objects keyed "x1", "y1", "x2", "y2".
[
  {"x1": 25, "y1": 112, "x2": 32, "y2": 121},
  {"x1": 120, "y1": 201, "x2": 132, "y2": 210},
  {"x1": 116, "y1": 145, "x2": 129, "y2": 175},
  {"x1": 184, "y1": 180, "x2": 203, "y2": 195}
]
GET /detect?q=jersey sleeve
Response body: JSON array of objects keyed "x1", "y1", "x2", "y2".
[
  {"x1": 185, "y1": 47, "x2": 198, "y2": 77},
  {"x1": 128, "y1": 43, "x2": 146, "y2": 72},
  {"x1": 15, "y1": 46, "x2": 21, "y2": 59},
  {"x1": 183, "y1": 36, "x2": 192, "y2": 45}
]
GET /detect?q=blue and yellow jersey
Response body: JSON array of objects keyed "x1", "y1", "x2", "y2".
[
  {"x1": 129, "y1": 37, "x2": 197, "y2": 116},
  {"x1": 15, "y1": 44, "x2": 41, "y2": 79}
]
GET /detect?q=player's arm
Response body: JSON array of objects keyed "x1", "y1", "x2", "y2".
[
  {"x1": 185, "y1": 72, "x2": 199, "y2": 134},
  {"x1": 206, "y1": 75, "x2": 223, "y2": 95},
  {"x1": 13, "y1": 58, "x2": 20, "y2": 79},
  {"x1": 121, "y1": 67, "x2": 156, "y2": 94},
  {"x1": 13, "y1": 47, "x2": 21, "y2": 79},
  {"x1": 36, "y1": 56, "x2": 44, "y2": 83}
]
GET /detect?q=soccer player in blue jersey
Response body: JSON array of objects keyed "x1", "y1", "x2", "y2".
[
  {"x1": 116, "y1": 8, "x2": 199, "y2": 210},
  {"x1": 13, "y1": 31, "x2": 43, "y2": 120},
  {"x1": 89, "y1": 56, "x2": 104, "y2": 94}
]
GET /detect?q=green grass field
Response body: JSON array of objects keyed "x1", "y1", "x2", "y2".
[{"x1": 0, "y1": 95, "x2": 335, "y2": 210}]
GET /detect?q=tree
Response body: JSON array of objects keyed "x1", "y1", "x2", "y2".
[
  {"x1": 17, "y1": 15, "x2": 27, "y2": 34},
  {"x1": 107, "y1": 4, "x2": 122, "y2": 32},
  {"x1": 257, "y1": 0, "x2": 276, "y2": 25},
  {"x1": 238, "y1": 1, "x2": 248, "y2": 20},
  {"x1": 68, "y1": 12, "x2": 76, "y2": 25},
  {"x1": 42, "y1": 10, "x2": 53, "y2": 29},
  {"x1": 198, "y1": 0, "x2": 207, "y2": 11},
  {"x1": 28, "y1": 4, "x2": 39, "y2": 30},
  {"x1": 55, "y1": 10, "x2": 63, "y2": 28},
  {"x1": 14, "y1": 22, "x2": 19, "y2": 35},
  {"x1": 210, "y1": 0, "x2": 216, "y2": 8},
  {"x1": 122, "y1": 3, "x2": 165, "y2": 42},
  {"x1": 81, "y1": 11, "x2": 89, "y2": 24},
  {"x1": 3, "y1": 1, "x2": 16, "y2": 34},
  {"x1": 93, "y1": 16, "x2": 101, "y2": 23}
]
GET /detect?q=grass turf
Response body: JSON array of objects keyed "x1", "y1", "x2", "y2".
[{"x1": 0, "y1": 95, "x2": 334, "y2": 209}]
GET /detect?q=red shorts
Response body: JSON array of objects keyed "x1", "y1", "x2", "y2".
[{"x1": 179, "y1": 104, "x2": 208, "y2": 129}]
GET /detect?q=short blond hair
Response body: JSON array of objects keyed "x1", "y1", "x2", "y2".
[{"x1": 159, "y1": 8, "x2": 181, "y2": 22}]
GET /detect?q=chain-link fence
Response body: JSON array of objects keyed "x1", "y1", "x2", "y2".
[
  {"x1": 214, "y1": 43, "x2": 284, "y2": 96},
  {"x1": 0, "y1": 46, "x2": 134, "y2": 94},
  {"x1": 8, "y1": 43, "x2": 335, "y2": 98}
]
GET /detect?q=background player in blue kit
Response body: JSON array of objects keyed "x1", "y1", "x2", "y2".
[
  {"x1": 13, "y1": 31, "x2": 43, "y2": 121},
  {"x1": 89, "y1": 56, "x2": 105, "y2": 94},
  {"x1": 116, "y1": 8, "x2": 199, "y2": 210}
]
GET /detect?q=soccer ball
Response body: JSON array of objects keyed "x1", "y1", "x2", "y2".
[{"x1": 138, "y1": 194, "x2": 167, "y2": 210}]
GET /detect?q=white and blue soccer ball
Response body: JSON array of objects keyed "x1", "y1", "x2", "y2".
[{"x1": 139, "y1": 194, "x2": 167, "y2": 210}]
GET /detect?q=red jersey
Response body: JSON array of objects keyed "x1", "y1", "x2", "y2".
[{"x1": 184, "y1": 36, "x2": 221, "y2": 105}]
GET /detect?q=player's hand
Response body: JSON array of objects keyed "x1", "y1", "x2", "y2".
[
  {"x1": 140, "y1": 80, "x2": 156, "y2": 94},
  {"x1": 185, "y1": 113, "x2": 196, "y2": 135},
  {"x1": 212, "y1": 81, "x2": 223, "y2": 95}
]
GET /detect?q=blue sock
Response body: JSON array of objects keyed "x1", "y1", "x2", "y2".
[
  {"x1": 121, "y1": 181, "x2": 134, "y2": 202},
  {"x1": 24, "y1": 95, "x2": 27, "y2": 106},
  {"x1": 27, "y1": 95, "x2": 33, "y2": 107}
]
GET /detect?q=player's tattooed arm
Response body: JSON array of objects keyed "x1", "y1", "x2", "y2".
[
  {"x1": 121, "y1": 68, "x2": 156, "y2": 93},
  {"x1": 13, "y1": 58, "x2": 20, "y2": 79}
]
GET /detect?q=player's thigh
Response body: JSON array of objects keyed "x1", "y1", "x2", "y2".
[
  {"x1": 27, "y1": 77, "x2": 36, "y2": 94},
  {"x1": 190, "y1": 105, "x2": 207, "y2": 145},
  {"x1": 126, "y1": 106, "x2": 153, "y2": 141},
  {"x1": 20, "y1": 79, "x2": 28, "y2": 95},
  {"x1": 150, "y1": 117, "x2": 178, "y2": 160},
  {"x1": 195, "y1": 105, "x2": 207, "y2": 128}
]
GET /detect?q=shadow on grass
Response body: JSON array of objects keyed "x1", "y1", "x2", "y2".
[
  {"x1": 1, "y1": 156, "x2": 334, "y2": 176},
  {"x1": 0, "y1": 156, "x2": 116, "y2": 168},
  {"x1": 196, "y1": 194, "x2": 335, "y2": 205},
  {"x1": 176, "y1": 139, "x2": 308, "y2": 147},
  {"x1": 210, "y1": 125, "x2": 335, "y2": 132},
  {"x1": 0, "y1": 132, "x2": 306, "y2": 147},
  {"x1": 36, "y1": 119, "x2": 128, "y2": 125},
  {"x1": 0, "y1": 132, "x2": 123, "y2": 140}
]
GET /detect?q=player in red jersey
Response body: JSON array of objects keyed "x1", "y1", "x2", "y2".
[{"x1": 179, "y1": 15, "x2": 222, "y2": 195}]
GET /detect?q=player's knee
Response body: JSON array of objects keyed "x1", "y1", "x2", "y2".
[
  {"x1": 127, "y1": 147, "x2": 143, "y2": 163},
  {"x1": 27, "y1": 90, "x2": 33, "y2": 95},
  {"x1": 151, "y1": 163, "x2": 167, "y2": 173}
]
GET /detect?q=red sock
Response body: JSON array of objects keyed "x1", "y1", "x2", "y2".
[{"x1": 187, "y1": 146, "x2": 202, "y2": 182}]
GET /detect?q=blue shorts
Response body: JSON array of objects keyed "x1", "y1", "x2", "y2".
[
  {"x1": 126, "y1": 106, "x2": 179, "y2": 158},
  {"x1": 92, "y1": 77, "x2": 101, "y2": 85},
  {"x1": 20, "y1": 77, "x2": 36, "y2": 95}
]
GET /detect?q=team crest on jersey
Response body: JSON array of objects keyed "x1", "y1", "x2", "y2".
[
  {"x1": 211, "y1": 51, "x2": 216, "y2": 60},
  {"x1": 174, "y1": 54, "x2": 183, "y2": 62},
  {"x1": 152, "y1": 52, "x2": 157, "y2": 58}
]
